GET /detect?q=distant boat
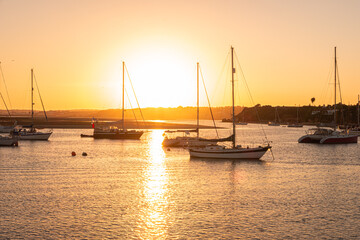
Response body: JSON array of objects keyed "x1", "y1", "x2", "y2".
[
  {"x1": 235, "y1": 110, "x2": 248, "y2": 125},
  {"x1": 189, "y1": 47, "x2": 271, "y2": 160},
  {"x1": 0, "y1": 122, "x2": 17, "y2": 133},
  {"x1": 348, "y1": 95, "x2": 360, "y2": 136},
  {"x1": 0, "y1": 62, "x2": 17, "y2": 133},
  {"x1": 162, "y1": 63, "x2": 228, "y2": 148},
  {"x1": 11, "y1": 69, "x2": 52, "y2": 141},
  {"x1": 0, "y1": 135, "x2": 18, "y2": 146},
  {"x1": 93, "y1": 62, "x2": 143, "y2": 140},
  {"x1": 268, "y1": 108, "x2": 281, "y2": 126},
  {"x1": 288, "y1": 106, "x2": 303, "y2": 128},
  {"x1": 298, "y1": 47, "x2": 357, "y2": 144}
]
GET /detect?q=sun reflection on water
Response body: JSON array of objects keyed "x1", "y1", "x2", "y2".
[{"x1": 137, "y1": 130, "x2": 169, "y2": 239}]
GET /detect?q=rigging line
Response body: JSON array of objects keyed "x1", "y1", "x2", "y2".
[
  {"x1": 218, "y1": 51, "x2": 231, "y2": 108},
  {"x1": 125, "y1": 88, "x2": 139, "y2": 127},
  {"x1": 124, "y1": 64, "x2": 146, "y2": 128},
  {"x1": 0, "y1": 91, "x2": 12, "y2": 118},
  {"x1": 199, "y1": 65, "x2": 219, "y2": 138},
  {"x1": 0, "y1": 62, "x2": 13, "y2": 109},
  {"x1": 33, "y1": 73, "x2": 48, "y2": 120},
  {"x1": 233, "y1": 51, "x2": 270, "y2": 143}
]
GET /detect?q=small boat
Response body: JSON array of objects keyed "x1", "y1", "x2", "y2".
[
  {"x1": 268, "y1": 108, "x2": 281, "y2": 126},
  {"x1": 287, "y1": 106, "x2": 303, "y2": 128},
  {"x1": 298, "y1": 127, "x2": 357, "y2": 143},
  {"x1": 348, "y1": 95, "x2": 360, "y2": 136},
  {"x1": 0, "y1": 122, "x2": 17, "y2": 133},
  {"x1": 10, "y1": 69, "x2": 52, "y2": 141},
  {"x1": 93, "y1": 62, "x2": 143, "y2": 140},
  {"x1": 13, "y1": 126, "x2": 52, "y2": 141},
  {"x1": 235, "y1": 110, "x2": 248, "y2": 125},
  {"x1": 298, "y1": 47, "x2": 357, "y2": 144},
  {"x1": 80, "y1": 134, "x2": 94, "y2": 138},
  {"x1": 0, "y1": 135, "x2": 18, "y2": 146},
  {"x1": 93, "y1": 126, "x2": 143, "y2": 139},
  {"x1": 189, "y1": 47, "x2": 271, "y2": 160}
]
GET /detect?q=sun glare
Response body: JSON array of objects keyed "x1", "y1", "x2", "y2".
[{"x1": 103, "y1": 42, "x2": 197, "y2": 109}]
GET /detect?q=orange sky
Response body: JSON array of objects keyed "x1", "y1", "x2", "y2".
[{"x1": 1, "y1": 0, "x2": 360, "y2": 110}]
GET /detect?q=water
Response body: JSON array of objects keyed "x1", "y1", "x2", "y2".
[{"x1": 1, "y1": 124, "x2": 360, "y2": 239}]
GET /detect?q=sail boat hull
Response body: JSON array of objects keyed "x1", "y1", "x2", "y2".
[
  {"x1": 17, "y1": 132, "x2": 52, "y2": 140},
  {"x1": 93, "y1": 130, "x2": 143, "y2": 139},
  {"x1": 189, "y1": 146, "x2": 271, "y2": 160}
]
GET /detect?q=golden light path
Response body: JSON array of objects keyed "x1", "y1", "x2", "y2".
[{"x1": 137, "y1": 130, "x2": 170, "y2": 239}]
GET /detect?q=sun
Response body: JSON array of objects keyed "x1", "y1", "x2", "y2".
[{"x1": 102, "y1": 41, "x2": 199, "y2": 109}]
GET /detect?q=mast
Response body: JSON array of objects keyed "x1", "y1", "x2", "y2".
[
  {"x1": 358, "y1": 95, "x2": 360, "y2": 126},
  {"x1": 31, "y1": 68, "x2": 34, "y2": 126},
  {"x1": 122, "y1": 61, "x2": 125, "y2": 130},
  {"x1": 296, "y1": 105, "x2": 299, "y2": 123},
  {"x1": 334, "y1": 47, "x2": 337, "y2": 130},
  {"x1": 197, "y1": 62, "x2": 199, "y2": 138},
  {"x1": 231, "y1": 46, "x2": 236, "y2": 148}
]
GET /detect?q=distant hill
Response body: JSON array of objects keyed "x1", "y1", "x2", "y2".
[{"x1": 1, "y1": 104, "x2": 359, "y2": 125}]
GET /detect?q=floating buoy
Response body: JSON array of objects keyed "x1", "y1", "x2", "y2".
[
  {"x1": 71, "y1": 151, "x2": 76, "y2": 156},
  {"x1": 82, "y1": 152, "x2": 87, "y2": 156}
]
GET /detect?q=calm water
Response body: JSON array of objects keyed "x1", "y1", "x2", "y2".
[{"x1": 1, "y1": 123, "x2": 360, "y2": 239}]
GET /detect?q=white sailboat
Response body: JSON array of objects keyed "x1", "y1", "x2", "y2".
[
  {"x1": 11, "y1": 69, "x2": 52, "y2": 140},
  {"x1": 268, "y1": 108, "x2": 281, "y2": 126},
  {"x1": 162, "y1": 62, "x2": 229, "y2": 148},
  {"x1": 298, "y1": 47, "x2": 357, "y2": 144},
  {"x1": 93, "y1": 62, "x2": 143, "y2": 139},
  {"x1": 235, "y1": 109, "x2": 248, "y2": 125},
  {"x1": 189, "y1": 47, "x2": 271, "y2": 160}
]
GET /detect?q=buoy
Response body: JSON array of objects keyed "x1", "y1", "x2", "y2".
[
  {"x1": 82, "y1": 152, "x2": 87, "y2": 156},
  {"x1": 72, "y1": 151, "x2": 76, "y2": 156}
]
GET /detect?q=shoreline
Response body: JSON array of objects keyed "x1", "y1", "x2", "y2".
[{"x1": 0, "y1": 117, "x2": 218, "y2": 129}]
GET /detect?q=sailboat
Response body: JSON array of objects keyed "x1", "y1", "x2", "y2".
[
  {"x1": 162, "y1": 62, "x2": 232, "y2": 147},
  {"x1": 11, "y1": 69, "x2": 52, "y2": 140},
  {"x1": 287, "y1": 106, "x2": 303, "y2": 127},
  {"x1": 189, "y1": 47, "x2": 271, "y2": 160},
  {"x1": 268, "y1": 107, "x2": 281, "y2": 126},
  {"x1": 298, "y1": 47, "x2": 357, "y2": 144},
  {"x1": 93, "y1": 62, "x2": 143, "y2": 139},
  {"x1": 348, "y1": 95, "x2": 360, "y2": 136},
  {"x1": 235, "y1": 109, "x2": 248, "y2": 125},
  {"x1": 0, "y1": 62, "x2": 17, "y2": 133}
]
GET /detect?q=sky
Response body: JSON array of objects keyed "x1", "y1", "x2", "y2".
[{"x1": 1, "y1": 0, "x2": 360, "y2": 110}]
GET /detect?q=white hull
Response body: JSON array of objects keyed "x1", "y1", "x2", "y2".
[
  {"x1": 19, "y1": 132, "x2": 52, "y2": 140},
  {"x1": 189, "y1": 146, "x2": 271, "y2": 159}
]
